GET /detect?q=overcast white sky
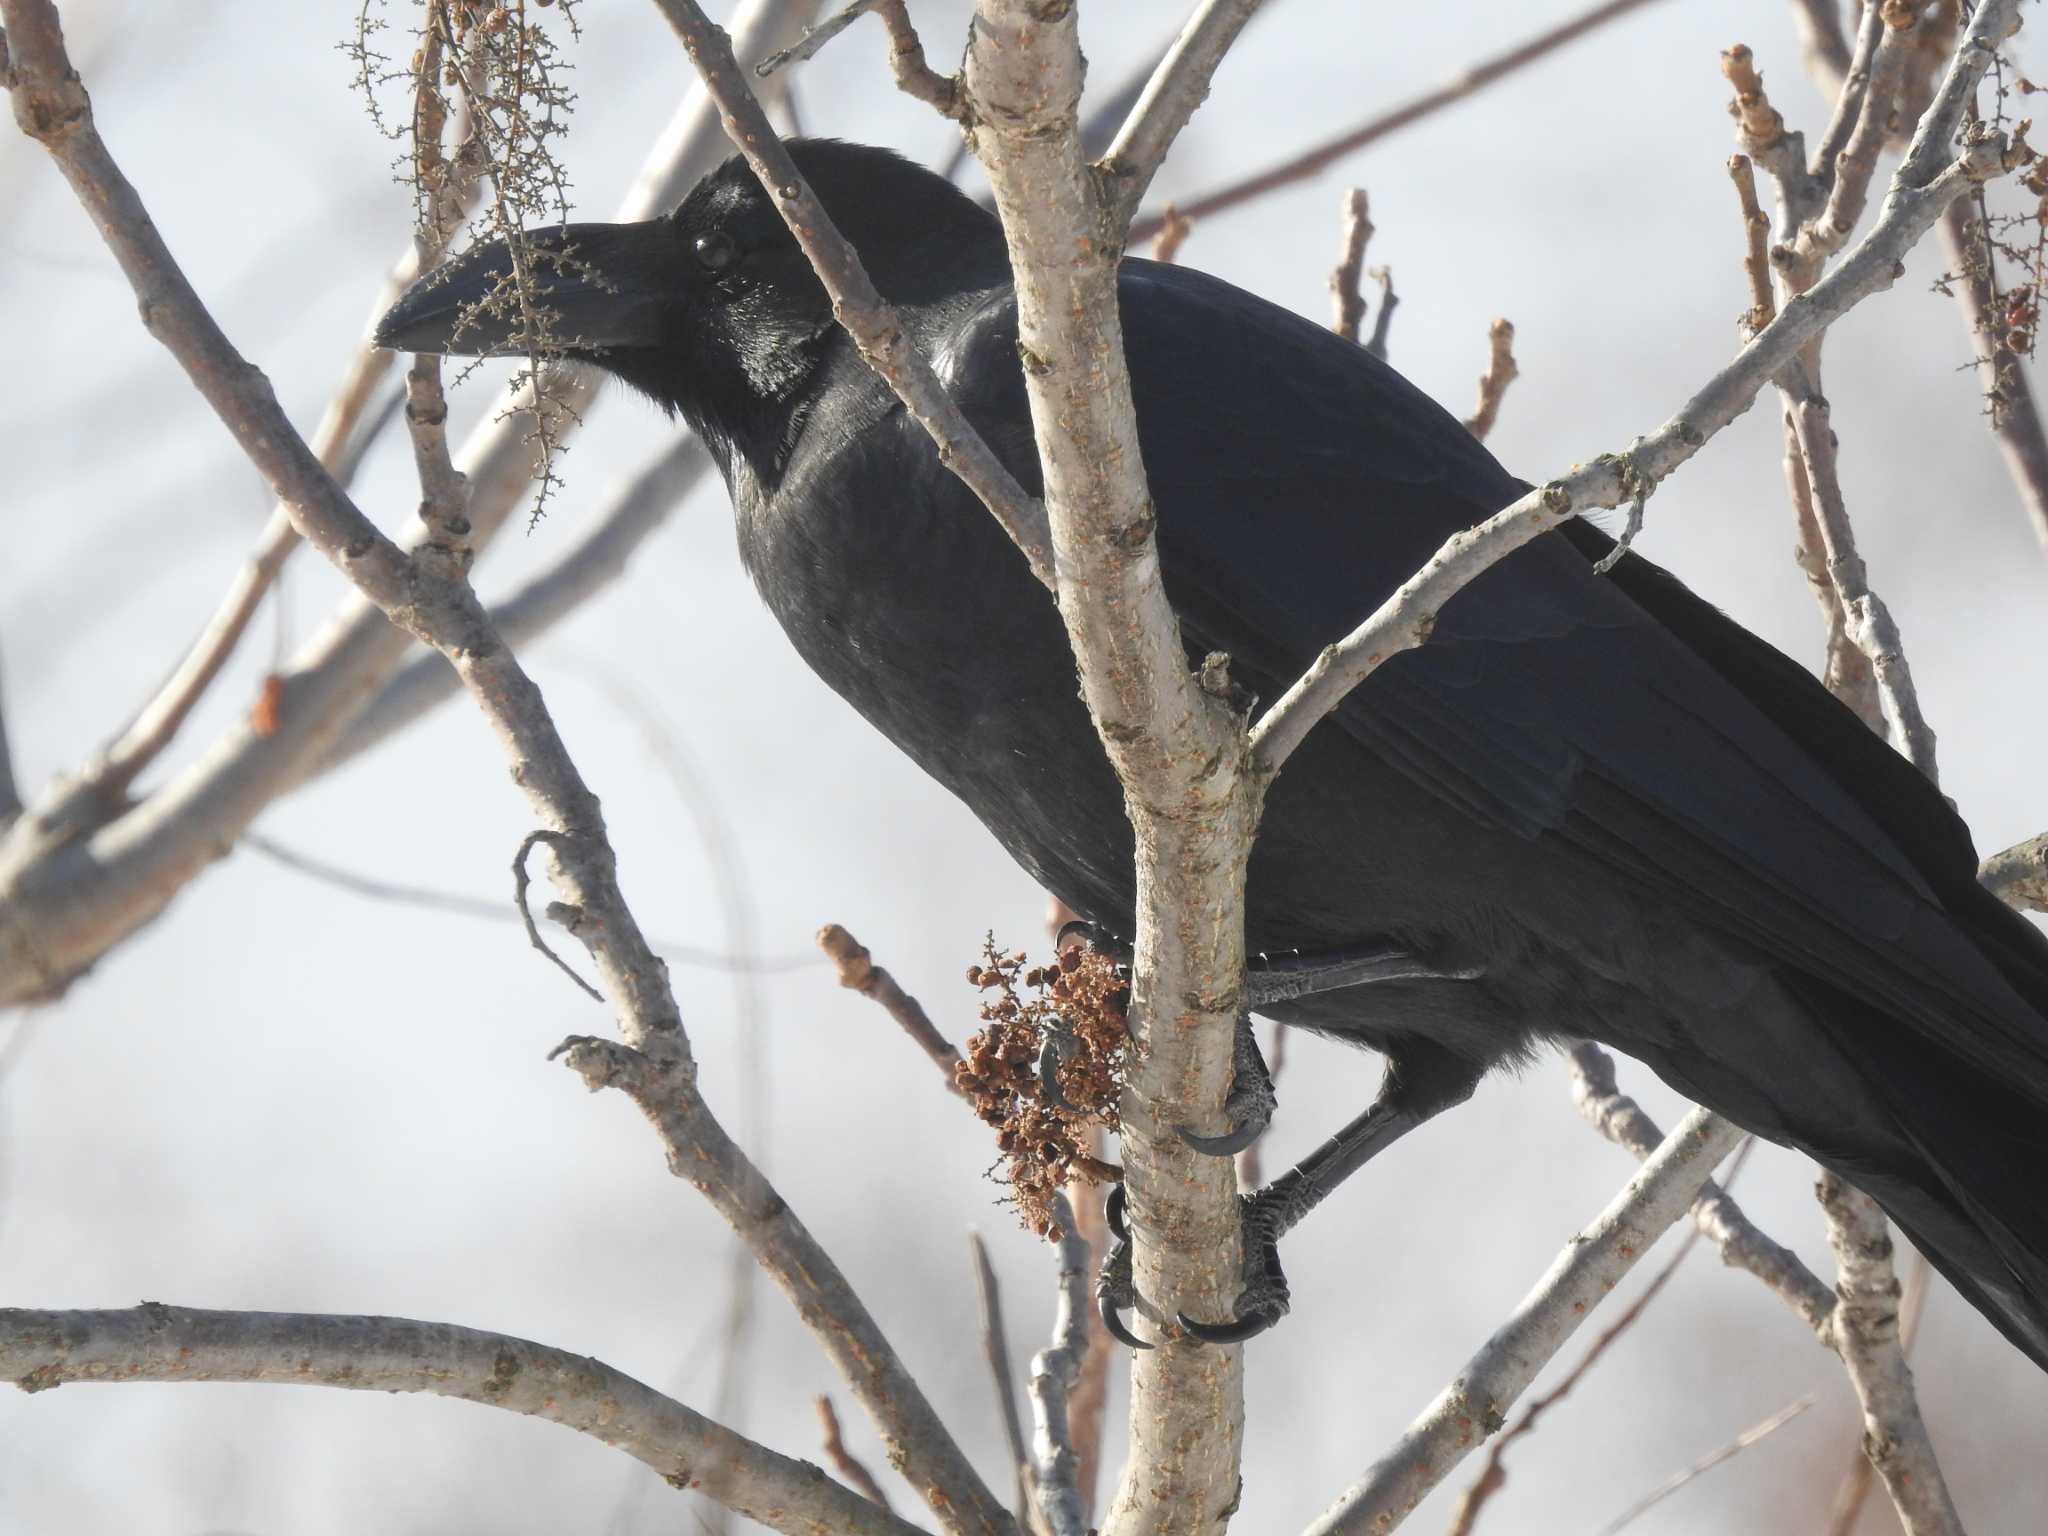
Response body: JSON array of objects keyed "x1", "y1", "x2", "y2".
[{"x1": 2, "y1": 2, "x2": 2046, "y2": 1533}]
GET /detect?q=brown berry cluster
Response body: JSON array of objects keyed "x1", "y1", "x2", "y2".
[{"x1": 954, "y1": 937, "x2": 1129, "y2": 1238}]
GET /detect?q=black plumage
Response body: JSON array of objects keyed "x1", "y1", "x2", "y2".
[{"x1": 379, "y1": 138, "x2": 2048, "y2": 1365}]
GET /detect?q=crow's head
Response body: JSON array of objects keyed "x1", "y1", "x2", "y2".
[{"x1": 375, "y1": 138, "x2": 1003, "y2": 458}]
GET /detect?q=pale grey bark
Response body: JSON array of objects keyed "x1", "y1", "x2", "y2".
[
  {"x1": 0, "y1": 1306, "x2": 927, "y2": 1536},
  {"x1": 1304, "y1": 1108, "x2": 1747, "y2": 1534},
  {"x1": 1026, "y1": 1196, "x2": 1094, "y2": 1536}
]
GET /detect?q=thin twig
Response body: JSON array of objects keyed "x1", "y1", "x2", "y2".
[
  {"x1": 1329, "y1": 188, "x2": 1372, "y2": 344},
  {"x1": 1150, "y1": 203, "x2": 1191, "y2": 262},
  {"x1": 1729, "y1": 154, "x2": 1776, "y2": 336},
  {"x1": 755, "y1": 0, "x2": 880, "y2": 74},
  {"x1": 0, "y1": 1306, "x2": 927, "y2": 1536},
  {"x1": 320, "y1": 432, "x2": 712, "y2": 775},
  {"x1": 1246, "y1": 0, "x2": 2022, "y2": 779},
  {"x1": 1026, "y1": 1192, "x2": 1091, "y2": 1536},
  {"x1": 816, "y1": 1395, "x2": 895, "y2": 1512},
  {"x1": 1126, "y1": 0, "x2": 1673, "y2": 243},
  {"x1": 1566, "y1": 1042, "x2": 1836, "y2": 1332},
  {"x1": 241, "y1": 831, "x2": 818, "y2": 974},
  {"x1": 512, "y1": 830, "x2": 604, "y2": 1003},
  {"x1": 1305, "y1": 1108, "x2": 1747, "y2": 1534},
  {"x1": 969, "y1": 1231, "x2": 1033, "y2": 1529},
  {"x1": 1788, "y1": 393, "x2": 1942, "y2": 780},
  {"x1": 1461, "y1": 318, "x2": 1518, "y2": 441},
  {"x1": 1442, "y1": 1137, "x2": 1758, "y2": 1536},
  {"x1": 817, "y1": 924, "x2": 965, "y2": 1093},
  {"x1": 1939, "y1": 197, "x2": 2048, "y2": 545},
  {"x1": 1097, "y1": 0, "x2": 1274, "y2": 233},
  {"x1": 1592, "y1": 1396, "x2": 1817, "y2": 1536},
  {"x1": 648, "y1": 0, "x2": 1054, "y2": 590},
  {"x1": 0, "y1": 638, "x2": 18, "y2": 828},
  {"x1": 1364, "y1": 266, "x2": 1397, "y2": 362}
]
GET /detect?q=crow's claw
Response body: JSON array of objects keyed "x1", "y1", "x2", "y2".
[
  {"x1": 1037, "y1": 1027, "x2": 1079, "y2": 1112},
  {"x1": 1095, "y1": 1186, "x2": 1152, "y2": 1350},
  {"x1": 1176, "y1": 1011, "x2": 1276, "y2": 1157},
  {"x1": 1176, "y1": 1192, "x2": 1292, "y2": 1347},
  {"x1": 1176, "y1": 1305, "x2": 1284, "y2": 1345},
  {"x1": 1105, "y1": 1182, "x2": 1129, "y2": 1241}
]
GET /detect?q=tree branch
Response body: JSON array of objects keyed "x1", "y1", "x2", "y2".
[
  {"x1": 5, "y1": 10, "x2": 1009, "y2": 1535},
  {"x1": 1566, "y1": 1043, "x2": 1836, "y2": 1331},
  {"x1": 0, "y1": 1305, "x2": 925, "y2": 1536},
  {"x1": 0, "y1": 0, "x2": 817, "y2": 1011},
  {"x1": 1981, "y1": 829, "x2": 2048, "y2": 911},
  {"x1": 647, "y1": 0, "x2": 1054, "y2": 590},
  {"x1": 320, "y1": 432, "x2": 713, "y2": 775},
  {"x1": 1096, "y1": 0, "x2": 1271, "y2": 233},
  {"x1": 969, "y1": 1230, "x2": 1034, "y2": 1530},
  {"x1": 1328, "y1": 187, "x2": 1372, "y2": 344},
  {"x1": 961, "y1": 9, "x2": 1259, "y2": 1531},
  {"x1": 1304, "y1": 1108, "x2": 1747, "y2": 1534},
  {"x1": 1026, "y1": 1193, "x2": 1092, "y2": 1536},
  {"x1": 1247, "y1": 0, "x2": 2022, "y2": 779},
  {"x1": 1815, "y1": 1175, "x2": 1964, "y2": 1535},
  {"x1": 817, "y1": 922, "x2": 965, "y2": 1092}
]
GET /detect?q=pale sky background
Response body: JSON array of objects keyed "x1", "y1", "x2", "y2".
[{"x1": 3, "y1": 1, "x2": 2046, "y2": 1533}]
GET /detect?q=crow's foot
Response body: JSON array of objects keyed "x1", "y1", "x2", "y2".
[
  {"x1": 1176, "y1": 1188, "x2": 1292, "y2": 1345},
  {"x1": 1176, "y1": 1011, "x2": 1274, "y2": 1156},
  {"x1": 1096, "y1": 1184, "x2": 1152, "y2": 1350}
]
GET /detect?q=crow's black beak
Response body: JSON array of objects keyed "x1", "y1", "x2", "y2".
[{"x1": 375, "y1": 219, "x2": 674, "y2": 357}]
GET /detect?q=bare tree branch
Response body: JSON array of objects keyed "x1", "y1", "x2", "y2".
[
  {"x1": 1328, "y1": 187, "x2": 1372, "y2": 344},
  {"x1": 1816, "y1": 1175, "x2": 1964, "y2": 1535},
  {"x1": 4, "y1": 11, "x2": 1010, "y2": 1534},
  {"x1": 1823, "y1": 1250, "x2": 1935, "y2": 1536},
  {"x1": 646, "y1": 0, "x2": 1054, "y2": 590},
  {"x1": 0, "y1": 0, "x2": 818, "y2": 1012},
  {"x1": 1126, "y1": 0, "x2": 1672, "y2": 244},
  {"x1": 0, "y1": 1305, "x2": 927, "y2": 1536},
  {"x1": 818, "y1": 923, "x2": 965, "y2": 1092},
  {"x1": 969, "y1": 1231, "x2": 1034, "y2": 1530},
  {"x1": 1026, "y1": 1193, "x2": 1092, "y2": 1536},
  {"x1": 0, "y1": 638, "x2": 18, "y2": 828},
  {"x1": 1591, "y1": 1395, "x2": 1816, "y2": 1536},
  {"x1": 960, "y1": 9, "x2": 1262, "y2": 1530},
  {"x1": 1247, "y1": 0, "x2": 2023, "y2": 779},
  {"x1": 817, "y1": 1395, "x2": 896, "y2": 1514},
  {"x1": 1461, "y1": 318, "x2": 1518, "y2": 442},
  {"x1": 1097, "y1": 0, "x2": 1271, "y2": 233},
  {"x1": 1304, "y1": 1107, "x2": 1747, "y2": 1535},
  {"x1": 1566, "y1": 1043, "x2": 1835, "y2": 1331},
  {"x1": 1939, "y1": 196, "x2": 2048, "y2": 546},
  {"x1": 319, "y1": 432, "x2": 713, "y2": 775}
]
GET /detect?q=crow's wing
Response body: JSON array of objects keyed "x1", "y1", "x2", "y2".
[{"x1": 939, "y1": 260, "x2": 2048, "y2": 1084}]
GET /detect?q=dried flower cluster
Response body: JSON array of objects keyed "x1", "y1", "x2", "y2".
[
  {"x1": 955, "y1": 937, "x2": 1128, "y2": 1238},
  {"x1": 345, "y1": 0, "x2": 585, "y2": 520}
]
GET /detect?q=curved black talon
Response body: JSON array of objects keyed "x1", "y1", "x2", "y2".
[
  {"x1": 1177, "y1": 1118, "x2": 1266, "y2": 1156},
  {"x1": 1176, "y1": 1306, "x2": 1282, "y2": 1345},
  {"x1": 1096, "y1": 1186, "x2": 1152, "y2": 1349},
  {"x1": 1037, "y1": 1029, "x2": 1078, "y2": 1112},
  {"x1": 1105, "y1": 1183, "x2": 1129, "y2": 1241},
  {"x1": 1100, "y1": 1294, "x2": 1152, "y2": 1350}
]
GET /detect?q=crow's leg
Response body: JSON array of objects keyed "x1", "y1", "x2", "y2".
[
  {"x1": 1175, "y1": 944, "x2": 1483, "y2": 1156},
  {"x1": 1177, "y1": 1040, "x2": 1484, "y2": 1344}
]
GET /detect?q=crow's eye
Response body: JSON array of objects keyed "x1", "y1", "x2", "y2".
[{"x1": 694, "y1": 231, "x2": 741, "y2": 273}]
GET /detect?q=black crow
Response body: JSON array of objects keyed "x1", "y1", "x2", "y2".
[{"x1": 379, "y1": 139, "x2": 2048, "y2": 1364}]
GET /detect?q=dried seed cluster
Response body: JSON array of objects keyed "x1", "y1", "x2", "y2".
[{"x1": 955, "y1": 937, "x2": 1128, "y2": 1238}]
